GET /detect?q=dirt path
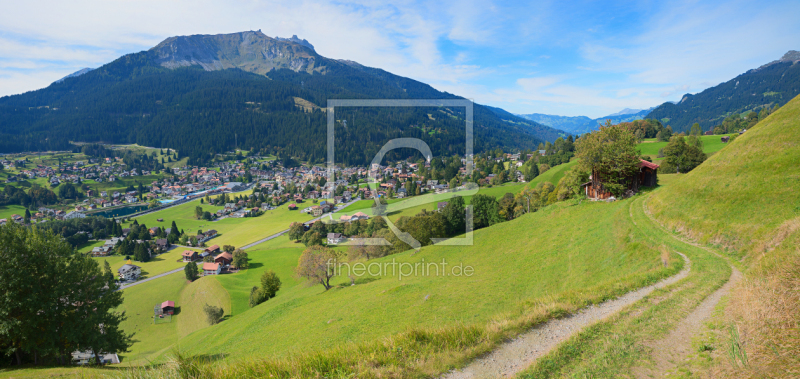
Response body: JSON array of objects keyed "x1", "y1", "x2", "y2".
[
  {"x1": 633, "y1": 268, "x2": 741, "y2": 378},
  {"x1": 441, "y1": 252, "x2": 692, "y2": 379},
  {"x1": 633, "y1": 200, "x2": 743, "y2": 377}
]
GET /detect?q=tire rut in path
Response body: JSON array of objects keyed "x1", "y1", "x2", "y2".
[
  {"x1": 441, "y1": 252, "x2": 692, "y2": 379},
  {"x1": 635, "y1": 199, "x2": 742, "y2": 378},
  {"x1": 632, "y1": 267, "x2": 741, "y2": 378}
]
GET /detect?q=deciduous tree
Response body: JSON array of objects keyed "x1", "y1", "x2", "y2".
[
  {"x1": 575, "y1": 122, "x2": 641, "y2": 197},
  {"x1": 295, "y1": 245, "x2": 342, "y2": 290}
]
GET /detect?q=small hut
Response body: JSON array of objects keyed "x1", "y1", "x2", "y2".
[
  {"x1": 583, "y1": 159, "x2": 660, "y2": 200},
  {"x1": 160, "y1": 300, "x2": 175, "y2": 315}
]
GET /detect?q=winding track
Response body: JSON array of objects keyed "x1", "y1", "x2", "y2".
[
  {"x1": 443, "y1": 196, "x2": 740, "y2": 379},
  {"x1": 441, "y1": 252, "x2": 692, "y2": 379},
  {"x1": 631, "y1": 200, "x2": 742, "y2": 377}
]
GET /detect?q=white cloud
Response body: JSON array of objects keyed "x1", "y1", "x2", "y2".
[{"x1": 1, "y1": 0, "x2": 798, "y2": 120}]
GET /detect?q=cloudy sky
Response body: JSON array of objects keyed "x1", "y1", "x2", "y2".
[{"x1": 1, "y1": 0, "x2": 798, "y2": 118}]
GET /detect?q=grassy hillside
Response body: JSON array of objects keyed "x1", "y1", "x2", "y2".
[
  {"x1": 648, "y1": 99, "x2": 800, "y2": 258},
  {"x1": 178, "y1": 276, "x2": 232, "y2": 338},
  {"x1": 340, "y1": 161, "x2": 578, "y2": 222},
  {"x1": 636, "y1": 134, "x2": 735, "y2": 158},
  {"x1": 116, "y1": 272, "x2": 188, "y2": 364},
  {"x1": 648, "y1": 94, "x2": 800, "y2": 377},
  {"x1": 170, "y1": 198, "x2": 678, "y2": 363}
]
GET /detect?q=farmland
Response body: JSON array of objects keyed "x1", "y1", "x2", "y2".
[
  {"x1": 171, "y1": 197, "x2": 676, "y2": 362},
  {"x1": 123, "y1": 196, "x2": 315, "y2": 249},
  {"x1": 636, "y1": 134, "x2": 736, "y2": 159}
]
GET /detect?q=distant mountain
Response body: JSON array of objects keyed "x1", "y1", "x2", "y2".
[
  {"x1": 605, "y1": 108, "x2": 646, "y2": 117},
  {"x1": 517, "y1": 107, "x2": 653, "y2": 135},
  {"x1": 646, "y1": 50, "x2": 800, "y2": 132},
  {"x1": 54, "y1": 68, "x2": 93, "y2": 84},
  {"x1": 515, "y1": 113, "x2": 593, "y2": 135},
  {"x1": 481, "y1": 105, "x2": 566, "y2": 141},
  {"x1": 0, "y1": 31, "x2": 562, "y2": 163}
]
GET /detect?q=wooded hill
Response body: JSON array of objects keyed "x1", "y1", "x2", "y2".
[
  {"x1": 647, "y1": 50, "x2": 800, "y2": 133},
  {"x1": 0, "y1": 31, "x2": 563, "y2": 165}
]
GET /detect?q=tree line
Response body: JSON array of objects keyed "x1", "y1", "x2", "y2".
[{"x1": 0, "y1": 224, "x2": 133, "y2": 366}]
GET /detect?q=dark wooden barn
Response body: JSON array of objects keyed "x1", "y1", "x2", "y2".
[{"x1": 583, "y1": 159, "x2": 660, "y2": 200}]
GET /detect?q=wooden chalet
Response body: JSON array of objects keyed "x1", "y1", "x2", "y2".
[
  {"x1": 583, "y1": 159, "x2": 660, "y2": 200},
  {"x1": 214, "y1": 251, "x2": 233, "y2": 266},
  {"x1": 181, "y1": 250, "x2": 199, "y2": 262}
]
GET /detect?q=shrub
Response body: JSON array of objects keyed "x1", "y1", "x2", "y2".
[{"x1": 203, "y1": 304, "x2": 224, "y2": 325}]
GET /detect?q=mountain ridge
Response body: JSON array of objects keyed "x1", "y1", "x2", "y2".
[
  {"x1": 646, "y1": 50, "x2": 800, "y2": 132},
  {"x1": 516, "y1": 107, "x2": 653, "y2": 135},
  {"x1": 0, "y1": 31, "x2": 564, "y2": 163}
]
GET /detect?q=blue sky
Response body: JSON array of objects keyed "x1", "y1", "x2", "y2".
[{"x1": 1, "y1": 0, "x2": 799, "y2": 118}]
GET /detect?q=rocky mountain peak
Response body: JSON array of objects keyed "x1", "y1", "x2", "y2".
[
  {"x1": 780, "y1": 50, "x2": 800, "y2": 62},
  {"x1": 149, "y1": 31, "x2": 324, "y2": 75}
]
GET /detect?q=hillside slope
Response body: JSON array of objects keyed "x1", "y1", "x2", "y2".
[
  {"x1": 648, "y1": 94, "x2": 800, "y2": 377},
  {"x1": 0, "y1": 31, "x2": 562, "y2": 162},
  {"x1": 646, "y1": 51, "x2": 800, "y2": 133},
  {"x1": 171, "y1": 199, "x2": 675, "y2": 362}
]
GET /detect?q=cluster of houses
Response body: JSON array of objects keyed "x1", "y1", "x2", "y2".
[
  {"x1": 180, "y1": 244, "x2": 235, "y2": 276},
  {"x1": 5, "y1": 158, "x2": 157, "y2": 185}
]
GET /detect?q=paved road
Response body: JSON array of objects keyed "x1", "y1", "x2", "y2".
[
  {"x1": 239, "y1": 200, "x2": 357, "y2": 250},
  {"x1": 118, "y1": 265, "x2": 191, "y2": 290},
  {"x1": 118, "y1": 199, "x2": 357, "y2": 289}
]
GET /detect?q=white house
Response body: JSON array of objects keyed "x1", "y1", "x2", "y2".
[
  {"x1": 117, "y1": 264, "x2": 141, "y2": 281},
  {"x1": 64, "y1": 211, "x2": 86, "y2": 220},
  {"x1": 203, "y1": 262, "x2": 221, "y2": 276},
  {"x1": 327, "y1": 233, "x2": 345, "y2": 245}
]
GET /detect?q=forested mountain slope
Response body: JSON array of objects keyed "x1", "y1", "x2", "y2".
[
  {"x1": 0, "y1": 31, "x2": 562, "y2": 164},
  {"x1": 646, "y1": 51, "x2": 800, "y2": 133}
]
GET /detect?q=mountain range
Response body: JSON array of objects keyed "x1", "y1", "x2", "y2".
[
  {"x1": 516, "y1": 107, "x2": 653, "y2": 135},
  {"x1": 646, "y1": 50, "x2": 800, "y2": 132},
  {"x1": 0, "y1": 31, "x2": 563, "y2": 164},
  {"x1": 522, "y1": 50, "x2": 800, "y2": 134}
]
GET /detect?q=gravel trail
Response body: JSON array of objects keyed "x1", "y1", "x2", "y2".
[
  {"x1": 634, "y1": 199, "x2": 742, "y2": 377},
  {"x1": 441, "y1": 252, "x2": 691, "y2": 379}
]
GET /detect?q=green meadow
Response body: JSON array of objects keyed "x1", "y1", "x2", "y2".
[
  {"x1": 636, "y1": 133, "x2": 736, "y2": 158},
  {"x1": 125, "y1": 197, "x2": 315, "y2": 249},
  {"x1": 171, "y1": 197, "x2": 674, "y2": 361},
  {"x1": 91, "y1": 247, "x2": 205, "y2": 279}
]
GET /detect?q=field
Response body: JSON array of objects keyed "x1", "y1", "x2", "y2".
[
  {"x1": 171, "y1": 197, "x2": 676, "y2": 361},
  {"x1": 92, "y1": 247, "x2": 205, "y2": 278},
  {"x1": 115, "y1": 272, "x2": 187, "y2": 364},
  {"x1": 110, "y1": 144, "x2": 188, "y2": 169},
  {"x1": 0, "y1": 205, "x2": 28, "y2": 220},
  {"x1": 213, "y1": 237, "x2": 306, "y2": 316},
  {"x1": 636, "y1": 134, "x2": 736, "y2": 158},
  {"x1": 124, "y1": 197, "x2": 315, "y2": 249},
  {"x1": 178, "y1": 276, "x2": 232, "y2": 338}
]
